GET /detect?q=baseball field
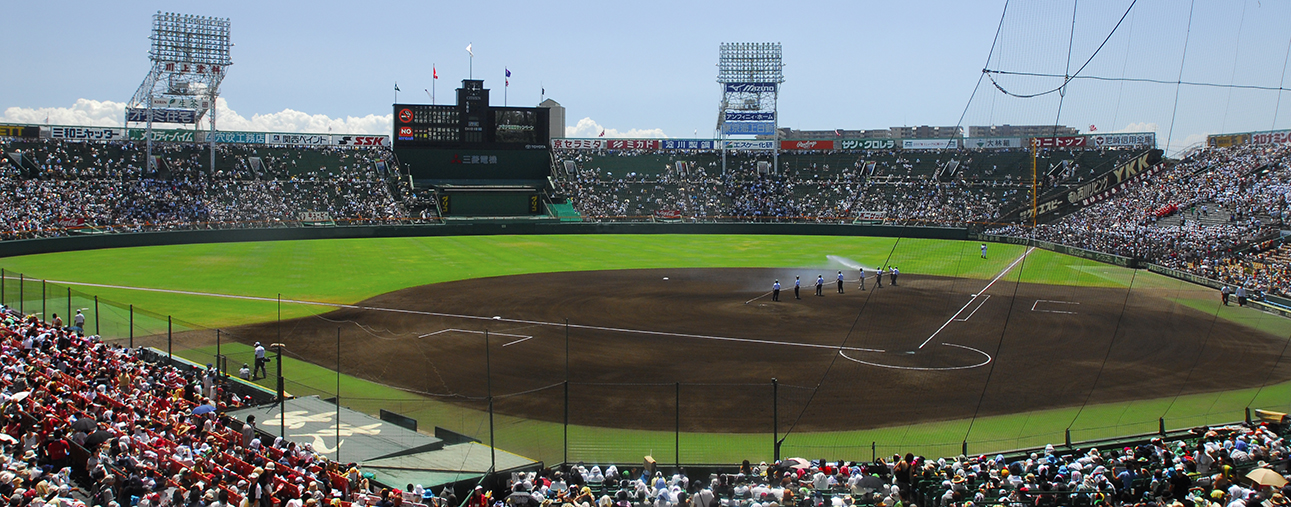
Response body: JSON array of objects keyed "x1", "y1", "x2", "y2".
[{"x1": 2, "y1": 234, "x2": 1289, "y2": 465}]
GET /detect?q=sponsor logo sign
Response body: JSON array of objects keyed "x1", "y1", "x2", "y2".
[
  {"x1": 298, "y1": 212, "x2": 333, "y2": 222},
  {"x1": 450, "y1": 154, "x2": 499, "y2": 164},
  {"x1": 1031, "y1": 136, "x2": 1087, "y2": 148},
  {"x1": 839, "y1": 139, "x2": 896, "y2": 150},
  {"x1": 607, "y1": 139, "x2": 661, "y2": 150},
  {"x1": 204, "y1": 131, "x2": 265, "y2": 144},
  {"x1": 50, "y1": 127, "x2": 126, "y2": 140},
  {"x1": 125, "y1": 107, "x2": 197, "y2": 124},
  {"x1": 161, "y1": 62, "x2": 222, "y2": 74},
  {"x1": 265, "y1": 133, "x2": 333, "y2": 146},
  {"x1": 1090, "y1": 133, "x2": 1155, "y2": 148},
  {"x1": 1208, "y1": 133, "x2": 1250, "y2": 148},
  {"x1": 721, "y1": 122, "x2": 775, "y2": 135},
  {"x1": 965, "y1": 137, "x2": 1022, "y2": 149},
  {"x1": 55, "y1": 218, "x2": 85, "y2": 228},
  {"x1": 721, "y1": 140, "x2": 776, "y2": 150},
  {"x1": 661, "y1": 139, "x2": 714, "y2": 150},
  {"x1": 551, "y1": 139, "x2": 607, "y2": 149},
  {"x1": 334, "y1": 135, "x2": 389, "y2": 147},
  {"x1": 902, "y1": 139, "x2": 959, "y2": 150},
  {"x1": 855, "y1": 210, "x2": 885, "y2": 221},
  {"x1": 724, "y1": 111, "x2": 775, "y2": 121},
  {"x1": 1008, "y1": 149, "x2": 1164, "y2": 224},
  {"x1": 0, "y1": 125, "x2": 40, "y2": 138},
  {"x1": 127, "y1": 129, "x2": 196, "y2": 142},
  {"x1": 781, "y1": 140, "x2": 834, "y2": 150},
  {"x1": 723, "y1": 83, "x2": 777, "y2": 93},
  {"x1": 1249, "y1": 129, "x2": 1291, "y2": 145},
  {"x1": 151, "y1": 96, "x2": 210, "y2": 109},
  {"x1": 654, "y1": 210, "x2": 683, "y2": 220}
]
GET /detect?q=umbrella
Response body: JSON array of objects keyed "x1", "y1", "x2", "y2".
[
  {"x1": 191, "y1": 405, "x2": 216, "y2": 416},
  {"x1": 71, "y1": 417, "x2": 98, "y2": 432},
  {"x1": 9, "y1": 391, "x2": 30, "y2": 403},
  {"x1": 84, "y1": 430, "x2": 114, "y2": 448},
  {"x1": 1247, "y1": 468, "x2": 1288, "y2": 488},
  {"x1": 856, "y1": 475, "x2": 885, "y2": 490},
  {"x1": 785, "y1": 457, "x2": 812, "y2": 470}
]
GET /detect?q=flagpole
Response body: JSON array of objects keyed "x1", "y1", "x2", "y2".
[
  {"x1": 432, "y1": 63, "x2": 436, "y2": 104},
  {"x1": 505, "y1": 69, "x2": 508, "y2": 107},
  {"x1": 468, "y1": 43, "x2": 473, "y2": 79}
]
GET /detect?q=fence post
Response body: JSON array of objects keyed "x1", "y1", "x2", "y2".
[
  {"x1": 962, "y1": 441, "x2": 968, "y2": 457},
  {"x1": 42, "y1": 280, "x2": 46, "y2": 321},
  {"x1": 66, "y1": 287, "x2": 71, "y2": 322},
  {"x1": 94, "y1": 296, "x2": 99, "y2": 336},
  {"x1": 1065, "y1": 428, "x2": 1072, "y2": 448},
  {"x1": 216, "y1": 329, "x2": 222, "y2": 378},
  {"x1": 1, "y1": 268, "x2": 5, "y2": 306},
  {"x1": 168, "y1": 316, "x2": 172, "y2": 361},
  {"x1": 18, "y1": 274, "x2": 23, "y2": 315},
  {"x1": 129, "y1": 305, "x2": 134, "y2": 348},
  {"x1": 1247, "y1": 407, "x2": 1253, "y2": 425},
  {"x1": 772, "y1": 378, "x2": 780, "y2": 462},
  {"x1": 871, "y1": 441, "x2": 876, "y2": 463},
  {"x1": 1158, "y1": 417, "x2": 1166, "y2": 436}
]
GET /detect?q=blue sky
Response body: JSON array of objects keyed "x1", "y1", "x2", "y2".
[{"x1": 3, "y1": 0, "x2": 1289, "y2": 152}]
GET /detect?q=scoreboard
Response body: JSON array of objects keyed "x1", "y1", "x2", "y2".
[{"x1": 394, "y1": 80, "x2": 551, "y2": 184}]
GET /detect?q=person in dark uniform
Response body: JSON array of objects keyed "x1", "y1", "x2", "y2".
[
  {"x1": 859, "y1": 268, "x2": 866, "y2": 291},
  {"x1": 772, "y1": 280, "x2": 781, "y2": 302},
  {"x1": 837, "y1": 271, "x2": 845, "y2": 294},
  {"x1": 794, "y1": 276, "x2": 801, "y2": 300},
  {"x1": 891, "y1": 267, "x2": 899, "y2": 286},
  {"x1": 815, "y1": 275, "x2": 824, "y2": 296}
]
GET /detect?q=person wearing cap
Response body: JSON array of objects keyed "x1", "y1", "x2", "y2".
[
  {"x1": 239, "y1": 363, "x2": 252, "y2": 380},
  {"x1": 815, "y1": 275, "x2": 824, "y2": 297},
  {"x1": 837, "y1": 271, "x2": 845, "y2": 294},
  {"x1": 72, "y1": 311, "x2": 84, "y2": 333},
  {"x1": 890, "y1": 267, "x2": 899, "y2": 286},
  {"x1": 253, "y1": 342, "x2": 267, "y2": 380},
  {"x1": 794, "y1": 276, "x2": 801, "y2": 300},
  {"x1": 771, "y1": 280, "x2": 780, "y2": 302}
]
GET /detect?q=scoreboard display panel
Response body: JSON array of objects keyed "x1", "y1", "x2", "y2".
[{"x1": 393, "y1": 80, "x2": 551, "y2": 183}]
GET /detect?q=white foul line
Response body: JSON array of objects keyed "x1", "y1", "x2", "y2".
[
  {"x1": 30, "y1": 277, "x2": 885, "y2": 354},
  {"x1": 917, "y1": 247, "x2": 1034, "y2": 350},
  {"x1": 952, "y1": 295, "x2": 991, "y2": 322}
]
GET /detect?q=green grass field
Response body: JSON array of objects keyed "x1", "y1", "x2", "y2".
[{"x1": 3, "y1": 234, "x2": 1288, "y2": 464}]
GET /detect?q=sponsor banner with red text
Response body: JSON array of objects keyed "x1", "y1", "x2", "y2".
[
  {"x1": 1031, "y1": 136, "x2": 1087, "y2": 148},
  {"x1": 781, "y1": 140, "x2": 834, "y2": 150},
  {"x1": 606, "y1": 139, "x2": 660, "y2": 150},
  {"x1": 333, "y1": 135, "x2": 389, "y2": 147},
  {"x1": 551, "y1": 139, "x2": 608, "y2": 150}
]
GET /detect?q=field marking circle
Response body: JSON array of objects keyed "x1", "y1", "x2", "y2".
[{"x1": 838, "y1": 342, "x2": 992, "y2": 371}]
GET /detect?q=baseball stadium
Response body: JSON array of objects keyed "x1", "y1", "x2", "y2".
[{"x1": 3, "y1": 3, "x2": 1291, "y2": 507}]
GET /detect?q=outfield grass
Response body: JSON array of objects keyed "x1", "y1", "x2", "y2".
[{"x1": 4, "y1": 234, "x2": 1289, "y2": 464}]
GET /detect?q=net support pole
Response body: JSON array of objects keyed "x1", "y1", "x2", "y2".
[
  {"x1": 871, "y1": 441, "x2": 876, "y2": 463},
  {"x1": 18, "y1": 274, "x2": 22, "y2": 315},
  {"x1": 66, "y1": 287, "x2": 71, "y2": 320},
  {"x1": 772, "y1": 378, "x2": 779, "y2": 462},
  {"x1": 129, "y1": 305, "x2": 134, "y2": 348},
  {"x1": 485, "y1": 329, "x2": 495, "y2": 481},
  {"x1": 1158, "y1": 417, "x2": 1166, "y2": 436},
  {"x1": 1246, "y1": 407, "x2": 1253, "y2": 425},
  {"x1": 1065, "y1": 428, "x2": 1072, "y2": 448},
  {"x1": 216, "y1": 329, "x2": 222, "y2": 377},
  {"x1": 1, "y1": 268, "x2": 5, "y2": 306},
  {"x1": 564, "y1": 318, "x2": 569, "y2": 466},
  {"x1": 337, "y1": 327, "x2": 342, "y2": 463},
  {"x1": 42, "y1": 280, "x2": 46, "y2": 321},
  {"x1": 278, "y1": 344, "x2": 285, "y2": 439},
  {"x1": 168, "y1": 316, "x2": 172, "y2": 361},
  {"x1": 94, "y1": 296, "x2": 99, "y2": 336},
  {"x1": 962, "y1": 441, "x2": 968, "y2": 457}
]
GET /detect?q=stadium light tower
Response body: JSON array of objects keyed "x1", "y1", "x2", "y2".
[
  {"x1": 127, "y1": 12, "x2": 232, "y2": 176},
  {"x1": 716, "y1": 42, "x2": 784, "y2": 174}
]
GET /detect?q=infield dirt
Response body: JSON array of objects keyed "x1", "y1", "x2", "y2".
[{"x1": 222, "y1": 268, "x2": 1291, "y2": 433}]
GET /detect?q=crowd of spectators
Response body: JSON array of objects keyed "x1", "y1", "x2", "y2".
[
  {"x1": 0, "y1": 304, "x2": 421, "y2": 507},
  {"x1": 0, "y1": 139, "x2": 409, "y2": 239},
  {"x1": 493, "y1": 422, "x2": 1288, "y2": 507}
]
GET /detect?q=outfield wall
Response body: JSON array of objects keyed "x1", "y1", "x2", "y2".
[{"x1": 0, "y1": 223, "x2": 969, "y2": 258}]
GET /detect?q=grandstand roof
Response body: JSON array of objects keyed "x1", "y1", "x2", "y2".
[{"x1": 362, "y1": 442, "x2": 537, "y2": 488}]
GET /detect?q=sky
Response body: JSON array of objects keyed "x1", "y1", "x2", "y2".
[{"x1": 3, "y1": 0, "x2": 1290, "y2": 153}]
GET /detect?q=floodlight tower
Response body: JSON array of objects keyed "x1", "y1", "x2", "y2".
[
  {"x1": 127, "y1": 12, "x2": 231, "y2": 176},
  {"x1": 716, "y1": 42, "x2": 784, "y2": 175}
]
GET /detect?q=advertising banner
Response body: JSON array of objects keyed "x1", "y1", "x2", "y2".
[
  {"x1": 721, "y1": 140, "x2": 776, "y2": 150},
  {"x1": 200, "y1": 131, "x2": 266, "y2": 144},
  {"x1": 606, "y1": 139, "x2": 661, "y2": 150},
  {"x1": 723, "y1": 83, "x2": 778, "y2": 93},
  {"x1": 151, "y1": 96, "x2": 210, "y2": 109},
  {"x1": 333, "y1": 135, "x2": 390, "y2": 147},
  {"x1": 1090, "y1": 133, "x2": 1155, "y2": 148},
  {"x1": 0, "y1": 125, "x2": 40, "y2": 138},
  {"x1": 1207, "y1": 133, "x2": 1250, "y2": 148},
  {"x1": 902, "y1": 139, "x2": 958, "y2": 150},
  {"x1": 551, "y1": 139, "x2": 607, "y2": 150},
  {"x1": 52, "y1": 127, "x2": 126, "y2": 140},
  {"x1": 661, "y1": 139, "x2": 715, "y2": 150},
  {"x1": 1006, "y1": 149, "x2": 1164, "y2": 223},
  {"x1": 1031, "y1": 136, "x2": 1087, "y2": 148},
  {"x1": 963, "y1": 137, "x2": 1023, "y2": 149},
  {"x1": 724, "y1": 111, "x2": 775, "y2": 121},
  {"x1": 781, "y1": 140, "x2": 834, "y2": 150},
  {"x1": 126, "y1": 108, "x2": 198, "y2": 124},
  {"x1": 128, "y1": 129, "x2": 196, "y2": 142},
  {"x1": 265, "y1": 133, "x2": 333, "y2": 146},
  {"x1": 839, "y1": 139, "x2": 896, "y2": 150},
  {"x1": 721, "y1": 122, "x2": 776, "y2": 135},
  {"x1": 1249, "y1": 129, "x2": 1291, "y2": 145}
]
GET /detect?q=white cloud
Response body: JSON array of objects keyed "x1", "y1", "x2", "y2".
[
  {"x1": 1111, "y1": 122, "x2": 1159, "y2": 133},
  {"x1": 566, "y1": 117, "x2": 668, "y2": 138},
  {"x1": 0, "y1": 98, "x2": 392, "y2": 135}
]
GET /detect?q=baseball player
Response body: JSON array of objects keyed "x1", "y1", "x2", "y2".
[
  {"x1": 837, "y1": 271, "x2": 845, "y2": 294},
  {"x1": 859, "y1": 268, "x2": 866, "y2": 291},
  {"x1": 772, "y1": 280, "x2": 781, "y2": 302},
  {"x1": 891, "y1": 267, "x2": 899, "y2": 286},
  {"x1": 815, "y1": 275, "x2": 824, "y2": 296},
  {"x1": 794, "y1": 276, "x2": 801, "y2": 300},
  {"x1": 981, "y1": 243, "x2": 988, "y2": 259},
  {"x1": 875, "y1": 267, "x2": 883, "y2": 288}
]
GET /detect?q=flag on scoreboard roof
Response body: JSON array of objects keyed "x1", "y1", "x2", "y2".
[
  {"x1": 466, "y1": 44, "x2": 473, "y2": 57},
  {"x1": 394, "y1": 82, "x2": 400, "y2": 92},
  {"x1": 433, "y1": 67, "x2": 438, "y2": 80},
  {"x1": 505, "y1": 68, "x2": 511, "y2": 87},
  {"x1": 599, "y1": 130, "x2": 605, "y2": 137},
  {"x1": 505, "y1": 68, "x2": 511, "y2": 78}
]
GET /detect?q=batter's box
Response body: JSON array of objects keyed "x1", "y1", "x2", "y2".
[
  {"x1": 1031, "y1": 299, "x2": 1080, "y2": 314},
  {"x1": 418, "y1": 328, "x2": 535, "y2": 346}
]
